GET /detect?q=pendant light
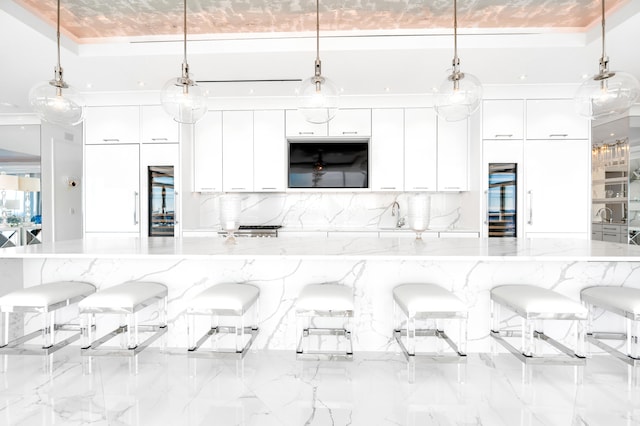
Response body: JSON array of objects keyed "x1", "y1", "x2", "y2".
[
  {"x1": 434, "y1": 0, "x2": 483, "y2": 122},
  {"x1": 160, "y1": 0, "x2": 207, "y2": 124},
  {"x1": 296, "y1": 0, "x2": 339, "y2": 124},
  {"x1": 28, "y1": 0, "x2": 85, "y2": 127},
  {"x1": 574, "y1": 0, "x2": 640, "y2": 120}
]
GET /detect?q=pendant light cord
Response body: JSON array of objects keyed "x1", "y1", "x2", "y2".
[
  {"x1": 453, "y1": 0, "x2": 458, "y2": 64},
  {"x1": 56, "y1": 0, "x2": 61, "y2": 72},
  {"x1": 183, "y1": 0, "x2": 188, "y2": 65},
  {"x1": 600, "y1": 0, "x2": 607, "y2": 67},
  {"x1": 315, "y1": 0, "x2": 320, "y2": 62}
]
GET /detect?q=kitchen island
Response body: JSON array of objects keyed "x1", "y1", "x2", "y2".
[{"x1": 2, "y1": 236, "x2": 640, "y2": 352}]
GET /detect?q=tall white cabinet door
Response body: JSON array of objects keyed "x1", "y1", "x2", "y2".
[
  {"x1": 482, "y1": 100, "x2": 524, "y2": 140},
  {"x1": 371, "y1": 109, "x2": 404, "y2": 192},
  {"x1": 437, "y1": 118, "x2": 469, "y2": 191},
  {"x1": 254, "y1": 110, "x2": 286, "y2": 192},
  {"x1": 223, "y1": 111, "x2": 254, "y2": 192},
  {"x1": 526, "y1": 99, "x2": 589, "y2": 140},
  {"x1": 193, "y1": 111, "x2": 223, "y2": 192},
  {"x1": 141, "y1": 105, "x2": 180, "y2": 143},
  {"x1": 85, "y1": 106, "x2": 140, "y2": 144},
  {"x1": 285, "y1": 110, "x2": 327, "y2": 137},
  {"x1": 404, "y1": 108, "x2": 437, "y2": 192},
  {"x1": 85, "y1": 144, "x2": 140, "y2": 234},
  {"x1": 524, "y1": 139, "x2": 590, "y2": 234},
  {"x1": 328, "y1": 109, "x2": 371, "y2": 137}
]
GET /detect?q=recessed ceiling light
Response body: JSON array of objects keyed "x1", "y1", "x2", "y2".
[
  {"x1": 519, "y1": 74, "x2": 527, "y2": 80},
  {"x1": 85, "y1": 83, "x2": 93, "y2": 89},
  {"x1": 610, "y1": 132, "x2": 616, "y2": 136},
  {"x1": 581, "y1": 74, "x2": 590, "y2": 80},
  {"x1": 384, "y1": 87, "x2": 391, "y2": 92},
  {"x1": 248, "y1": 89, "x2": 254, "y2": 95},
  {"x1": 137, "y1": 81, "x2": 145, "y2": 87}
]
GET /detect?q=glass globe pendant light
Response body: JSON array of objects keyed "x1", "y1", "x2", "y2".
[
  {"x1": 574, "y1": 0, "x2": 640, "y2": 120},
  {"x1": 434, "y1": 0, "x2": 483, "y2": 122},
  {"x1": 28, "y1": 0, "x2": 85, "y2": 127},
  {"x1": 160, "y1": 0, "x2": 207, "y2": 124},
  {"x1": 296, "y1": 0, "x2": 339, "y2": 124}
]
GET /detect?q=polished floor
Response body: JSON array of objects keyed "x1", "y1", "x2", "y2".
[{"x1": 1, "y1": 347, "x2": 639, "y2": 426}]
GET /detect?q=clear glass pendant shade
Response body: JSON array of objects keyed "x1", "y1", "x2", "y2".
[
  {"x1": 296, "y1": 75, "x2": 340, "y2": 124},
  {"x1": 574, "y1": 71, "x2": 640, "y2": 120},
  {"x1": 160, "y1": 75, "x2": 207, "y2": 124},
  {"x1": 435, "y1": 72, "x2": 483, "y2": 122},
  {"x1": 29, "y1": 80, "x2": 85, "y2": 127}
]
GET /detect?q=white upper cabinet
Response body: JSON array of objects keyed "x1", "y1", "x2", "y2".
[
  {"x1": 482, "y1": 100, "x2": 524, "y2": 140},
  {"x1": 404, "y1": 108, "x2": 437, "y2": 192},
  {"x1": 437, "y1": 118, "x2": 469, "y2": 191},
  {"x1": 526, "y1": 99, "x2": 589, "y2": 140},
  {"x1": 371, "y1": 109, "x2": 404, "y2": 192},
  {"x1": 328, "y1": 109, "x2": 371, "y2": 137},
  {"x1": 141, "y1": 105, "x2": 180, "y2": 143},
  {"x1": 85, "y1": 106, "x2": 139, "y2": 144},
  {"x1": 193, "y1": 111, "x2": 223, "y2": 192},
  {"x1": 285, "y1": 110, "x2": 327, "y2": 137},
  {"x1": 222, "y1": 111, "x2": 254, "y2": 192},
  {"x1": 254, "y1": 110, "x2": 286, "y2": 192}
]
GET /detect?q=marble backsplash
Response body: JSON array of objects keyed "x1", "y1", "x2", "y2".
[{"x1": 189, "y1": 192, "x2": 474, "y2": 231}]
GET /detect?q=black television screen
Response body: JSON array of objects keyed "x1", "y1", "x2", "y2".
[{"x1": 288, "y1": 141, "x2": 369, "y2": 188}]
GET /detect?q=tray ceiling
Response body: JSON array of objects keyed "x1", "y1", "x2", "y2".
[{"x1": 14, "y1": 0, "x2": 630, "y2": 42}]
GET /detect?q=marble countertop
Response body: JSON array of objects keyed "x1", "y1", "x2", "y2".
[{"x1": 2, "y1": 236, "x2": 640, "y2": 261}]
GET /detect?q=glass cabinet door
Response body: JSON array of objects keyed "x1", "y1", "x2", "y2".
[
  {"x1": 148, "y1": 166, "x2": 174, "y2": 237},
  {"x1": 488, "y1": 163, "x2": 517, "y2": 237}
]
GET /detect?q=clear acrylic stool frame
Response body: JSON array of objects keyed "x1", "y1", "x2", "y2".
[
  {"x1": 392, "y1": 297, "x2": 468, "y2": 363},
  {"x1": 1, "y1": 290, "x2": 93, "y2": 357},
  {"x1": 295, "y1": 307, "x2": 354, "y2": 361},
  {"x1": 490, "y1": 295, "x2": 587, "y2": 366},
  {"x1": 79, "y1": 289, "x2": 168, "y2": 358},
  {"x1": 581, "y1": 291, "x2": 640, "y2": 367},
  {"x1": 186, "y1": 298, "x2": 259, "y2": 360}
]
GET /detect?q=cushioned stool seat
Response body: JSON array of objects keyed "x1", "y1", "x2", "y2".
[
  {"x1": 0, "y1": 281, "x2": 95, "y2": 361},
  {"x1": 392, "y1": 284, "x2": 467, "y2": 363},
  {"x1": 490, "y1": 285, "x2": 587, "y2": 365},
  {"x1": 79, "y1": 282, "x2": 168, "y2": 360},
  {"x1": 296, "y1": 284, "x2": 354, "y2": 360},
  {"x1": 581, "y1": 286, "x2": 640, "y2": 365},
  {"x1": 186, "y1": 283, "x2": 260, "y2": 359}
]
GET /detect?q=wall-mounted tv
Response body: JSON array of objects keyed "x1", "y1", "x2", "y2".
[{"x1": 288, "y1": 140, "x2": 369, "y2": 189}]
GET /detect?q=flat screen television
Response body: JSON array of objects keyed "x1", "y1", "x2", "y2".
[{"x1": 288, "y1": 140, "x2": 369, "y2": 188}]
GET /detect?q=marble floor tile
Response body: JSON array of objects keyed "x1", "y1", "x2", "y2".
[{"x1": 1, "y1": 348, "x2": 640, "y2": 425}]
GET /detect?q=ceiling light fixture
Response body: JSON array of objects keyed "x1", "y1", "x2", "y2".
[
  {"x1": 574, "y1": 0, "x2": 640, "y2": 120},
  {"x1": 296, "y1": 0, "x2": 339, "y2": 124},
  {"x1": 28, "y1": 0, "x2": 85, "y2": 127},
  {"x1": 160, "y1": 0, "x2": 207, "y2": 124},
  {"x1": 434, "y1": 0, "x2": 483, "y2": 122}
]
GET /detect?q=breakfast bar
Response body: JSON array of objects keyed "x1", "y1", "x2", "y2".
[{"x1": 3, "y1": 236, "x2": 640, "y2": 353}]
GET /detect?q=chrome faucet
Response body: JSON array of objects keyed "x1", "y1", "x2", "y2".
[
  {"x1": 596, "y1": 207, "x2": 613, "y2": 223},
  {"x1": 391, "y1": 201, "x2": 405, "y2": 228}
]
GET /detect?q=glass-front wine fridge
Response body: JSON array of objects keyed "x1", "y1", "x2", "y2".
[
  {"x1": 148, "y1": 166, "x2": 175, "y2": 237},
  {"x1": 488, "y1": 163, "x2": 517, "y2": 237}
]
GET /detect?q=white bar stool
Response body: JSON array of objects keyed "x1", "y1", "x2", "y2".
[
  {"x1": 186, "y1": 283, "x2": 259, "y2": 359},
  {"x1": 296, "y1": 283, "x2": 354, "y2": 360},
  {"x1": 79, "y1": 281, "x2": 168, "y2": 360},
  {"x1": 581, "y1": 286, "x2": 640, "y2": 366},
  {"x1": 393, "y1": 284, "x2": 468, "y2": 362},
  {"x1": 0, "y1": 281, "x2": 95, "y2": 369},
  {"x1": 491, "y1": 285, "x2": 587, "y2": 365}
]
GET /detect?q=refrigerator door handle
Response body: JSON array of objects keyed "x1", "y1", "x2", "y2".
[
  {"x1": 484, "y1": 190, "x2": 489, "y2": 225},
  {"x1": 528, "y1": 190, "x2": 533, "y2": 225},
  {"x1": 134, "y1": 191, "x2": 139, "y2": 225}
]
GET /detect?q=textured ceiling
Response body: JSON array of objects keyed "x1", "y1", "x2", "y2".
[{"x1": 14, "y1": 0, "x2": 630, "y2": 42}]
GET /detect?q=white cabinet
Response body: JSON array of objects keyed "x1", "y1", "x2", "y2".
[
  {"x1": 482, "y1": 100, "x2": 524, "y2": 140},
  {"x1": 285, "y1": 110, "x2": 327, "y2": 137},
  {"x1": 222, "y1": 111, "x2": 254, "y2": 192},
  {"x1": 437, "y1": 118, "x2": 469, "y2": 191},
  {"x1": 524, "y1": 139, "x2": 590, "y2": 235},
  {"x1": 141, "y1": 105, "x2": 179, "y2": 143},
  {"x1": 85, "y1": 106, "x2": 139, "y2": 144},
  {"x1": 85, "y1": 144, "x2": 140, "y2": 234},
  {"x1": 193, "y1": 111, "x2": 223, "y2": 192},
  {"x1": 253, "y1": 110, "x2": 286, "y2": 192},
  {"x1": 371, "y1": 109, "x2": 404, "y2": 191},
  {"x1": 328, "y1": 109, "x2": 371, "y2": 137},
  {"x1": 404, "y1": 108, "x2": 437, "y2": 191},
  {"x1": 526, "y1": 99, "x2": 589, "y2": 140}
]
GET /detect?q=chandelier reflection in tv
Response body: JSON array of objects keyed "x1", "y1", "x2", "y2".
[{"x1": 288, "y1": 141, "x2": 368, "y2": 188}]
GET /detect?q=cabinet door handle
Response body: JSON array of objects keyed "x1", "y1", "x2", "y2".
[
  {"x1": 603, "y1": 233, "x2": 618, "y2": 237},
  {"x1": 484, "y1": 190, "x2": 489, "y2": 225},
  {"x1": 527, "y1": 190, "x2": 533, "y2": 225},
  {"x1": 444, "y1": 187, "x2": 461, "y2": 190},
  {"x1": 549, "y1": 134, "x2": 568, "y2": 138},
  {"x1": 199, "y1": 187, "x2": 217, "y2": 191},
  {"x1": 174, "y1": 191, "x2": 179, "y2": 225},
  {"x1": 342, "y1": 131, "x2": 358, "y2": 135},
  {"x1": 380, "y1": 186, "x2": 396, "y2": 190},
  {"x1": 151, "y1": 137, "x2": 168, "y2": 141},
  {"x1": 494, "y1": 134, "x2": 513, "y2": 138},
  {"x1": 261, "y1": 187, "x2": 277, "y2": 190},
  {"x1": 231, "y1": 187, "x2": 246, "y2": 191},
  {"x1": 412, "y1": 187, "x2": 431, "y2": 190},
  {"x1": 298, "y1": 131, "x2": 314, "y2": 135},
  {"x1": 103, "y1": 138, "x2": 120, "y2": 142},
  {"x1": 133, "y1": 191, "x2": 139, "y2": 225}
]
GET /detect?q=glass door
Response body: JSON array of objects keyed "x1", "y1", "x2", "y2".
[
  {"x1": 488, "y1": 163, "x2": 517, "y2": 237},
  {"x1": 148, "y1": 166, "x2": 175, "y2": 237}
]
